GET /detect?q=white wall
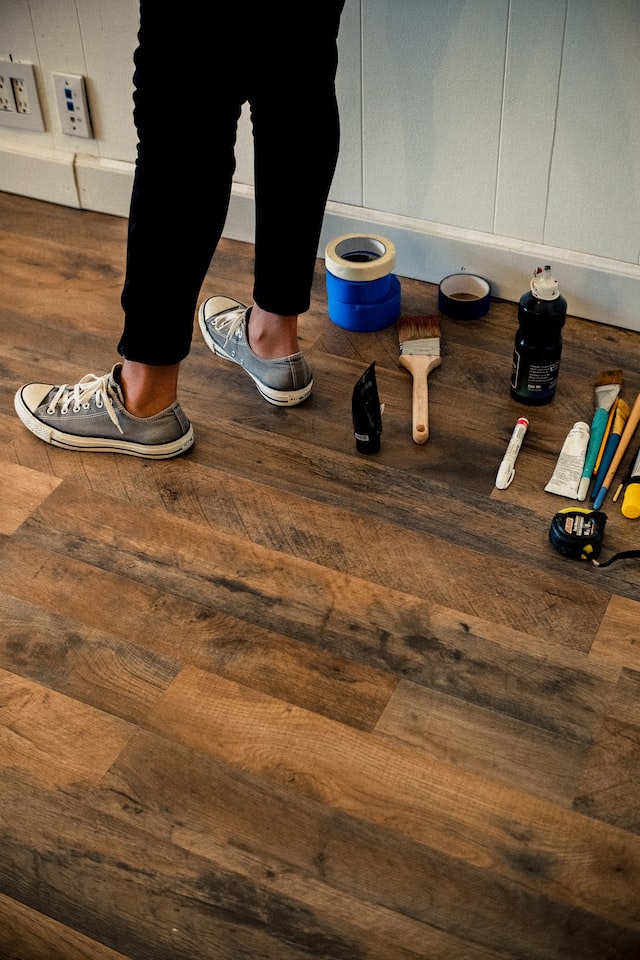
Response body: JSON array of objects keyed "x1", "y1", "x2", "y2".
[{"x1": 1, "y1": 0, "x2": 640, "y2": 331}]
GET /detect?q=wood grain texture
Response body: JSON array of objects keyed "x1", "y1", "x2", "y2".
[
  {"x1": 0, "y1": 461, "x2": 61, "y2": 534},
  {"x1": 1, "y1": 191, "x2": 640, "y2": 959}
]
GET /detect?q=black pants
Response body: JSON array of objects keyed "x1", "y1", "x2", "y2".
[{"x1": 118, "y1": 1, "x2": 345, "y2": 365}]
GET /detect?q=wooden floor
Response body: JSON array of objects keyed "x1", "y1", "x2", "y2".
[{"x1": 1, "y1": 190, "x2": 640, "y2": 960}]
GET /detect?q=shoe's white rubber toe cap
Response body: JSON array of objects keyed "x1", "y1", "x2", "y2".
[{"x1": 19, "y1": 382, "x2": 53, "y2": 413}]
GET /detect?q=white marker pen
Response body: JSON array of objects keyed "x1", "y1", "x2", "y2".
[{"x1": 495, "y1": 417, "x2": 529, "y2": 489}]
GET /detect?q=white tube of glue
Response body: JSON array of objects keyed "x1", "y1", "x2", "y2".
[{"x1": 545, "y1": 421, "x2": 590, "y2": 499}]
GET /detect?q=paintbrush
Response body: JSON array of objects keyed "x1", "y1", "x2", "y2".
[
  {"x1": 594, "y1": 399, "x2": 619, "y2": 473},
  {"x1": 592, "y1": 394, "x2": 640, "y2": 509},
  {"x1": 577, "y1": 369, "x2": 623, "y2": 500},
  {"x1": 397, "y1": 314, "x2": 441, "y2": 444}
]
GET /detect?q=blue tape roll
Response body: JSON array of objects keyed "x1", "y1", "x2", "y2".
[
  {"x1": 438, "y1": 273, "x2": 491, "y2": 320},
  {"x1": 327, "y1": 273, "x2": 401, "y2": 332},
  {"x1": 326, "y1": 270, "x2": 393, "y2": 305}
]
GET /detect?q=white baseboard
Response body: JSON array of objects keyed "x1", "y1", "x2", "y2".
[
  {"x1": 2, "y1": 143, "x2": 639, "y2": 332},
  {"x1": 75, "y1": 155, "x2": 134, "y2": 217},
  {"x1": 0, "y1": 142, "x2": 79, "y2": 208}
]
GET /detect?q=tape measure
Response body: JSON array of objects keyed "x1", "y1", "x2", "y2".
[
  {"x1": 549, "y1": 508, "x2": 607, "y2": 561},
  {"x1": 549, "y1": 507, "x2": 640, "y2": 567}
]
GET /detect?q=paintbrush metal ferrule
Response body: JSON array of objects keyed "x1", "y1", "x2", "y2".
[{"x1": 400, "y1": 336, "x2": 440, "y2": 356}]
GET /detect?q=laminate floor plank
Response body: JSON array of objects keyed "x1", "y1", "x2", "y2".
[
  {"x1": 590, "y1": 595, "x2": 640, "y2": 670},
  {"x1": 0, "y1": 667, "x2": 133, "y2": 784},
  {"x1": 0, "y1": 460, "x2": 61, "y2": 534},
  {"x1": 374, "y1": 679, "x2": 589, "y2": 805},
  {"x1": 0, "y1": 593, "x2": 179, "y2": 724},
  {"x1": 0, "y1": 892, "x2": 131, "y2": 960},
  {"x1": 573, "y1": 667, "x2": 640, "y2": 833}
]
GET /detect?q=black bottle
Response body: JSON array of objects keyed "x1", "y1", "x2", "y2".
[{"x1": 510, "y1": 265, "x2": 567, "y2": 405}]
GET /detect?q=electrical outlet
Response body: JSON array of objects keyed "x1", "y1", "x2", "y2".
[
  {"x1": 0, "y1": 73, "x2": 13, "y2": 112},
  {"x1": 11, "y1": 76, "x2": 31, "y2": 113},
  {"x1": 0, "y1": 60, "x2": 45, "y2": 131},
  {"x1": 52, "y1": 72, "x2": 93, "y2": 139}
]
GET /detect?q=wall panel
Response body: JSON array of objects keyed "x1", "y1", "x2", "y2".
[{"x1": 544, "y1": 0, "x2": 640, "y2": 262}]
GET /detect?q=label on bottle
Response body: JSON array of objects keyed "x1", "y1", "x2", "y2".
[{"x1": 511, "y1": 350, "x2": 559, "y2": 398}]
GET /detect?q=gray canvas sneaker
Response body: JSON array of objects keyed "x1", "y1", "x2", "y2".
[
  {"x1": 14, "y1": 364, "x2": 194, "y2": 458},
  {"x1": 198, "y1": 296, "x2": 313, "y2": 406}
]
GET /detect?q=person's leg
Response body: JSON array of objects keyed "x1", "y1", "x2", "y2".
[
  {"x1": 118, "y1": 2, "x2": 246, "y2": 411},
  {"x1": 247, "y1": 3, "x2": 344, "y2": 357},
  {"x1": 198, "y1": 3, "x2": 344, "y2": 405},
  {"x1": 14, "y1": 2, "x2": 247, "y2": 455}
]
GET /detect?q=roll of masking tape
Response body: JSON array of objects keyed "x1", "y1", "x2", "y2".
[
  {"x1": 325, "y1": 234, "x2": 401, "y2": 331},
  {"x1": 438, "y1": 273, "x2": 491, "y2": 320},
  {"x1": 325, "y1": 234, "x2": 396, "y2": 281}
]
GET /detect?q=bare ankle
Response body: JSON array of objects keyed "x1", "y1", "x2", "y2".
[
  {"x1": 247, "y1": 306, "x2": 299, "y2": 359},
  {"x1": 119, "y1": 360, "x2": 180, "y2": 418}
]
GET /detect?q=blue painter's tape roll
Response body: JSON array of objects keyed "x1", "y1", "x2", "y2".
[
  {"x1": 326, "y1": 270, "x2": 392, "y2": 306},
  {"x1": 325, "y1": 234, "x2": 401, "y2": 331},
  {"x1": 438, "y1": 273, "x2": 491, "y2": 320},
  {"x1": 327, "y1": 274, "x2": 401, "y2": 332}
]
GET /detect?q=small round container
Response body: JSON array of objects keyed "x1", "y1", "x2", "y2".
[{"x1": 438, "y1": 273, "x2": 491, "y2": 320}]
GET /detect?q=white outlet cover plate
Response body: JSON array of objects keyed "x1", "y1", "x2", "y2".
[{"x1": 52, "y1": 71, "x2": 93, "y2": 139}]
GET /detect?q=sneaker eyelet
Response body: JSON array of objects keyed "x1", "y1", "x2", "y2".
[{"x1": 73, "y1": 404, "x2": 81, "y2": 413}]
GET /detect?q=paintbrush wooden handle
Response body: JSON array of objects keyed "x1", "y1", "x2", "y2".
[
  {"x1": 398, "y1": 354, "x2": 441, "y2": 444},
  {"x1": 599, "y1": 392, "x2": 640, "y2": 494}
]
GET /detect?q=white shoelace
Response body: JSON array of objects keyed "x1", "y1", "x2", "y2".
[
  {"x1": 212, "y1": 305, "x2": 246, "y2": 345},
  {"x1": 46, "y1": 372, "x2": 124, "y2": 434}
]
